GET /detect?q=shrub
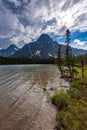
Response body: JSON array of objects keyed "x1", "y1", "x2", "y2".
[
  {"x1": 68, "y1": 88, "x2": 81, "y2": 100},
  {"x1": 70, "y1": 81, "x2": 80, "y2": 88},
  {"x1": 51, "y1": 90, "x2": 71, "y2": 110}
]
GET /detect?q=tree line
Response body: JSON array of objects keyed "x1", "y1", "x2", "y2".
[{"x1": 0, "y1": 56, "x2": 55, "y2": 65}]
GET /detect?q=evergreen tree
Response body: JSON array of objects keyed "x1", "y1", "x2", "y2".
[{"x1": 65, "y1": 29, "x2": 73, "y2": 81}]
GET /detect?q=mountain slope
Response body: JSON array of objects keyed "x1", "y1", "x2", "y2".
[
  {"x1": 0, "y1": 44, "x2": 19, "y2": 57},
  {"x1": 72, "y1": 48, "x2": 87, "y2": 55},
  {"x1": 12, "y1": 34, "x2": 87, "y2": 58},
  {"x1": 13, "y1": 34, "x2": 59, "y2": 58}
]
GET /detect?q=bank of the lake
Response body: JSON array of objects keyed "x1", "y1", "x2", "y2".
[{"x1": 51, "y1": 68, "x2": 87, "y2": 130}]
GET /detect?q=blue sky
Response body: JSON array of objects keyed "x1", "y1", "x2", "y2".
[{"x1": 0, "y1": 0, "x2": 87, "y2": 49}]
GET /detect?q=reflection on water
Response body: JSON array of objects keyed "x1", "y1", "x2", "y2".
[{"x1": 0, "y1": 65, "x2": 60, "y2": 130}]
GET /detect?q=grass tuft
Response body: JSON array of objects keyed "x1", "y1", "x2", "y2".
[{"x1": 51, "y1": 89, "x2": 71, "y2": 110}]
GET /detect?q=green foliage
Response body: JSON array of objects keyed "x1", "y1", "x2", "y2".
[
  {"x1": 51, "y1": 90, "x2": 71, "y2": 110},
  {"x1": 56, "y1": 110, "x2": 74, "y2": 130},
  {"x1": 75, "y1": 64, "x2": 80, "y2": 67},
  {"x1": 53, "y1": 30, "x2": 87, "y2": 130},
  {"x1": 70, "y1": 81, "x2": 80, "y2": 88},
  {"x1": 78, "y1": 78, "x2": 87, "y2": 85},
  {"x1": 68, "y1": 88, "x2": 81, "y2": 100},
  {"x1": 51, "y1": 76, "x2": 87, "y2": 130},
  {"x1": 0, "y1": 57, "x2": 55, "y2": 65},
  {"x1": 56, "y1": 110, "x2": 66, "y2": 129}
]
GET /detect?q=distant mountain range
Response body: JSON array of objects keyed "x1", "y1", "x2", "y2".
[
  {"x1": 0, "y1": 44, "x2": 19, "y2": 57},
  {"x1": 0, "y1": 34, "x2": 87, "y2": 58}
]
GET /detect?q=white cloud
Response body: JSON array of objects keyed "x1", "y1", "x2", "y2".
[
  {"x1": 0, "y1": 1, "x2": 25, "y2": 35},
  {"x1": 10, "y1": 25, "x2": 42, "y2": 47},
  {"x1": 72, "y1": 39, "x2": 87, "y2": 50},
  {"x1": 74, "y1": 39, "x2": 85, "y2": 46},
  {"x1": 0, "y1": 0, "x2": 87, "y2": 49},
  {"x1": 20, "y1": 0, "x2": 87, "y2": 37}
]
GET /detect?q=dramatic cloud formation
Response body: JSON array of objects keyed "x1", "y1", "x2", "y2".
[{"x1": 0, "y1": 0, "x2": 87, "y2": 49}]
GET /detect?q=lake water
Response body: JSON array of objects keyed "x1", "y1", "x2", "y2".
[{"x1": 0, "y1": 65, "x2": 69, "y2": 130}]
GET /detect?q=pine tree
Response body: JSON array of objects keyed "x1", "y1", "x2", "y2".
[{"x1": 65, "y1": 29, "x2": 73, "y2": 81}]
